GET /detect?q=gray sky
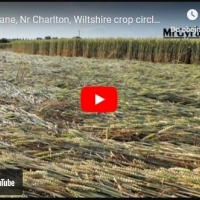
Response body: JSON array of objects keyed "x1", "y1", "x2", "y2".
[{"x1": 0, "y1": 2, "x2": 200, "y2": 39}]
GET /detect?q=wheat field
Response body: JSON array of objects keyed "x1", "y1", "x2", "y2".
[
  {"x1": 1, "y1": 38, "x2": 200, "y2": 64},
  {"x1": 0, "y1": 48, "x2": 200, "y2": 197}
]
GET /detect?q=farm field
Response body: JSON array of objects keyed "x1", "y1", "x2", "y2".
[
  {"x1": 0, "y1": 50, "x2": 200, "y2": 197},
  {"x1": 1, "y1": 38, "x2": 200, "y2": 64}
]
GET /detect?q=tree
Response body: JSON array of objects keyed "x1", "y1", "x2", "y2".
[
  {"x1": 45, "y1": 36, "x2": 51, "y2": 40},
  {"x1": 73, "y1": 36, "x2": 82, "y2": 39},
  {"x1": 0, "y1": 38, "x2": 10, "y2": 43}
]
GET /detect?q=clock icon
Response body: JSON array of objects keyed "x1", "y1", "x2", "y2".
[{"x1": 187, "y1": 9, "x2": 198, "y2": 20}]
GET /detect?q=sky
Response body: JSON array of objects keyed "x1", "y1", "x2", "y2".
[{"x1": 0, "y1": 2, "x2": 200, "y2": 39}]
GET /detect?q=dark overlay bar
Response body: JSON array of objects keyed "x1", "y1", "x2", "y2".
[{"x1": 0, "y1": 169, "x2": 23, "y2": 195}]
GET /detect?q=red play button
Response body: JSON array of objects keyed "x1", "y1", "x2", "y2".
[{"x1": 80, "y1": 86, "x2": 118, "y2": 113}]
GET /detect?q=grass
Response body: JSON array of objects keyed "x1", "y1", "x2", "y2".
[{"x1": 0, "y1": 50, "x2": 200, "y2": 197}]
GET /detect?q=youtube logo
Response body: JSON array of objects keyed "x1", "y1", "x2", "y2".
[{"x1": 81, "y1": 86, "x2": 118, "y2": 113}]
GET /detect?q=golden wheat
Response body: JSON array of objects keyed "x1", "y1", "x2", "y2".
[{"x1": 1, "y1": 38, "x2": 199, "y2": 64}]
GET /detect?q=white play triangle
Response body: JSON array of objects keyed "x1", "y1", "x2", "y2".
[{"x1": 95, "y1": 94, "x2": 105, "y2": 105}]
